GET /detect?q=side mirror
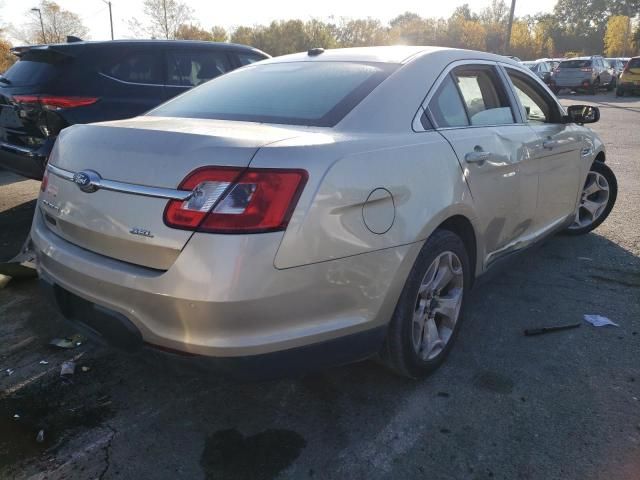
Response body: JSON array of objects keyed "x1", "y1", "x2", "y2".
[{"x1": 564, "y1": 105, "x2": 600, "y2": 124}]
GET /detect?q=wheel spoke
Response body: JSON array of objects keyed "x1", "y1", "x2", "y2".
[
  {"x1": 582, "y1": 199, "x2": 604, "y2": 219},
  {"x1": 432, "y1": 257, "x2": 454, "y2": 292},
  {"x1": 422, "y1": 316, "x2": 443, "y2": 359},
  {"x1": 583, "y1": 178, "x2": 600, "y2": 196},
  {"x1": 433, "y1": 288, "x2": 463, "y2": 328}
]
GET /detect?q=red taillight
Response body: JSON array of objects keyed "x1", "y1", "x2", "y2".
[
  {"x1": 13, "y1": 95, "x2": 99, "y2": 110},
  {"x1": 164, "y1": 167, "x2": 308, "y2": 234},
  {"x1": 40, "y1": 169, "x2": 49, "y2": 192}
]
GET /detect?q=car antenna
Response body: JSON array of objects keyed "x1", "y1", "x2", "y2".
[{"x1": 307, "y1": 47, "x2": 324, "y2": 56}]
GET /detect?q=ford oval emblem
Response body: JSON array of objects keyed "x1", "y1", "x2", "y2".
[{"x1": 72, "y1": 170, "x2": 101, "y2": 193}]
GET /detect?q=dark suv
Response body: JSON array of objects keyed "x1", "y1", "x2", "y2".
[{"x1": 0, "y1": 40, "x2": 269, "y2": 179}]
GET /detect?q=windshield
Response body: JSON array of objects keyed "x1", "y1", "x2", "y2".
[
  {"x1": 559, "y1": 60, "x2": 591, "y2": 69},
  {"x1": 149, "y1": 61, "x2": 396, "y2": 127}
]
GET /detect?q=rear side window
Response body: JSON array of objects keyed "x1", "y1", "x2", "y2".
[
  {"x1": 560, "y1": 60, "x2": 591, "y2": 69},
  {"x1": 427, "y1": 75, "x2": 469, "y2": 128},
  {"x1": 166, "y1": 51, "x2": 231, "y2": 87},
  {"x1": 149, "y1": 61, "x2": 396, "y2": 127},
  {"x1": 452, "y1": 66, "x2": 514, "y2": 126},
  {"x1": 628, "y1": 58, "x2": 640, "y2": 68},
  {"x1": 103, "y1": 52, "x2": 163, "y2": 85},
  {"x1": 2, "y1": 51, "x2": 64, "y2": 86}
]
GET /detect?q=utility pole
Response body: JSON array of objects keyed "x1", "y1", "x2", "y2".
[
  {"x1": 102, "y1": 0, "x2": 114, "y2": 40},
  {"x1": 31, "y1": 7, "x2": 45, "y2": 44},
  {"x1": 504, "y1": 0, "x2": 516, "y2": 54}
]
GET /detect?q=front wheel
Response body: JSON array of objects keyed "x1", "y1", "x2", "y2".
[
  {"x1": 380, "y1": 229, "x2": 470, "y2": 378},
  {"x1": 565, "y1": 161, "x2": 617, "y2": 235}
]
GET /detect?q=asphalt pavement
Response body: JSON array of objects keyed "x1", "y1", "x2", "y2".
[{"x1": 0, "y1": 92, "x2": 638, "y2": 480}]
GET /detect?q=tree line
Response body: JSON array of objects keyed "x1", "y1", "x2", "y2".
[{"x1": 2, "y1": 0, "x2": 640, "y2": 73}]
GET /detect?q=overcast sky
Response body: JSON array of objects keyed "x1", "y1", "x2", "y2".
[{"x1": 1, "y1": 0, "x2": 558, "y2": 43}]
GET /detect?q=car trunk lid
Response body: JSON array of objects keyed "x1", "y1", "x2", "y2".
[{"x1": 41, "y1": 117, "x2": 304, "y2": 270}]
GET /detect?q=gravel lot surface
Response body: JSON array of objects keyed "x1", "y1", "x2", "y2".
[{"x1": 0, "y1": 92, "x2": 638, "y2": 480}]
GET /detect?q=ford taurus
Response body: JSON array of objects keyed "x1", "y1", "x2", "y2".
[{"x1": 31, "y1": 46, "x2": 617, "y2": 378}]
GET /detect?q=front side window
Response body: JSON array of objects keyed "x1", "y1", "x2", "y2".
[
  {"x1": 149, "y1": 61, "x2": 396, "y2": 127},
  {"x1": 166, "y1": 51, "x2": 231, "y2": 87},
  {"x1": 506, "y1": 68, "x2": 560, "y2": 124},
  {"x1": 452, "y1": 66, "x2": 514, "y2": 126},
  {"x1": 103, "y1": 52, "x2": 163, "y2": 85}
]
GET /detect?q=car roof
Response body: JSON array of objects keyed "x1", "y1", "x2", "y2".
[
  {"x1": 12, "y1": 39, "x2": 269, "y2": 57},
  {"x1": 258, "y1": 46, "x2": 521, "y2": 66}
]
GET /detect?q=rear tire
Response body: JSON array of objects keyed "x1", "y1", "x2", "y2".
[
  {"x1": 564, "y1": 161, "x2": 617, "y2": 235},
  {"x1": 380, "y1": 229, "x2": 471, "y2": 378},
  {"x1": 589, "y1": 79, "x2": 599, "y2": 95}
]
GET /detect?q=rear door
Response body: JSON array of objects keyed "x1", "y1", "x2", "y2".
[
  {"x1": 164, "y1": 48, "x2": 233, "y2": 100},
  {"x1": 98, "y1": 48, "x2": 166, "y2": 119},
  {"x1": 503, "y1": 66, "x2": 583, "y2": 228},
  {"x1": 426, "y1": 62, "x2": 540, "y2": 265}
]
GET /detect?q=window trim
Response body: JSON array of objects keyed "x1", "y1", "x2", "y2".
[
  {"x1": 499, "y1": 63, "x2": 566, "y2": 125},
  {"x1": 413, "y1": 59, "x2": 524, "y2": 132},
  {"x1": 99, "y1": 48, "x2": 166, "y2": 87}
]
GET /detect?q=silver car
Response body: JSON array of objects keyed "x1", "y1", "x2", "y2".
[
  {"x1": 32, "y1": 47, "x2": 617, "y2": 378},
  {"x1": 551, "y1": 56, "x2": 615, "y2": 94}
]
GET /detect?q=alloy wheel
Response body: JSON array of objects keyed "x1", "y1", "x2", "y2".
[
  {"x1": 569, "y1": 171, "x2": 610, "y2": 230},
  {"x1": 411, "y1": 251, "x2": 464, "y2": 361}
]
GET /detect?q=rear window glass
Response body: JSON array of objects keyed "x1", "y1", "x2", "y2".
[
  {"x1": 2, "y1": 54, "x2": 61, "y2": 85},
  {"x1": 149, "y1": 61, "x2": 396, "y2": 127},
  {"x1": 628, "y1": 58, "x2": 640, "y2": 68},
  {"x1": 559, "y1": 60, "x2": 591, "y2": 69}
]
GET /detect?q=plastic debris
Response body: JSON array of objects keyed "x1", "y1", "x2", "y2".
[
  {"x1": 36, "y1": 430, "x2": 45, "y2": 443},
  {"x1": 5, "y1": 368, "x2": 14, "y2": 376},
  {"x1": 49, "y1": 334, "x2": 84, "y2": 349},
  {"x1": 0, "y1": 274, "x2": 10, "y2": 289},
  {"x1": 578, "y1": 257, "x2": 593, "y2": 261},
  {"x1": 39, "y1": 360, "x2": 49, "y2": 365},
  {"x1": 60, "y1": 361, "x2": 76, "y2": 378},
  {"x1": 81, "y1": 366, "x2": 91, "y2": 373},
  {"x1": 13, "y1": 414, "x2": 20, "y2": 420},
  {"x1": 525, "y1": 323, "x2": 581, "y2": 336},
  {"x1": 584, "y1": 314, "x2": 619, "y2": 327}
]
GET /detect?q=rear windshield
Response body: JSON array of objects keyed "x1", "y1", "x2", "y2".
[
  {"x1": 628, "y1": 58, "x2": 640, "y2": 68},
  {"x1": 559, "y1": 60, "x2": 591, "y2": 69},
  {"x1": 2, "y1": 51, "x2": 65, "y2": 86},
  {"x1": 149, "y1": 61, "x2": 396, "y2": 127}
]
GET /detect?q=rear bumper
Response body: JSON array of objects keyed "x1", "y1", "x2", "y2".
[
  {"x1": 0, "y1": 141, "x2": 50, "y2": 180},
  {"x1": 551, "y1": 78, "x2": 593, "y2": 89},
  {"x1": 38, "y1": 274, "x2": 386, "y2": 378},
  {"x1": 617, "y1": 83, "x2": 640, "y2": 93},
  {"x1": 31, "y1": 206, "x2": 420, "y2": 361}
]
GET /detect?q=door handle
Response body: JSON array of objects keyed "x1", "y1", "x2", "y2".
[
  {"x1": 465, "y1": 149, "x2": 491, "y2": 163},
  {"x1": 542, "y1": 139, "x2": 558, "y2": 150}
]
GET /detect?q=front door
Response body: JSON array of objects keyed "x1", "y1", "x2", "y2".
[
  {"x1": 426, "y1": 64, "x2": 541, "y2": 266},
  {"x1": 503, "y1": 67, "x2": 583, "y2": 229}
]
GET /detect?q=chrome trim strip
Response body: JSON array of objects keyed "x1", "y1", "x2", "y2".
[
  {"x1": 0, "y1": 142, "x2": 38, "y2": 157},
  {"x1": 47, "y1": 164, "x2": 192, "y2": 201},
  {"x1": 47, "y1": 164, "x2": 74, "y2": 181}
]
